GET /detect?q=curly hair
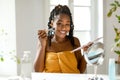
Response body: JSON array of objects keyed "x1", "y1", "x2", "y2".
[{"x1": 48, "y1": 4, "x2": 75, "y2": 47}]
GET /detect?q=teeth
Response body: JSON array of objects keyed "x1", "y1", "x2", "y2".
[{"x1": 60, "y1": 31, "x2": 65, "y2": 33}]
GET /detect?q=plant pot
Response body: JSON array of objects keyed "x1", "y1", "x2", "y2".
[
  {"x1": 115, "y1": 63, "x2": 120, "y2": 75},
  {"x1": 115, "y1": 55, "x2": 120, "y2": 75},
  {"x1": 115, "y1": 55, "x2": 120, "y2": 64}
]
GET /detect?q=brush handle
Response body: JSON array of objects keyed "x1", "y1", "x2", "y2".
[{"x1": 71, "y1": 37, "x2": 103, "y2": 53}]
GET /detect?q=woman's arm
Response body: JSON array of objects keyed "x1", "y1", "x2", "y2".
[
  {"x1": 34, "y1": 42, "x2": 46, "y2": 72},
  {"x1": 78, "y1": 55, "x2": 87, "y2": 73},
  {"x1": 74, "y1": 37, "x2": 87, "y2": 73},
  {"x1": 34, "y1": 30, "x2": 47, "y2": 72}
]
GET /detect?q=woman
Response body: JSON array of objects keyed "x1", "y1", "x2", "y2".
[{"x1": 34, "y1": 4, "x2": 91, "y2": 73}]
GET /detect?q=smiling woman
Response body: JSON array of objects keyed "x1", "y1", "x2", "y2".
[
  {"x1": 46, "y1": 0, "x2": 103, "y2": 74},
  {"x1": 34, "y1": 4, "x2": 94, "y2": 74}
]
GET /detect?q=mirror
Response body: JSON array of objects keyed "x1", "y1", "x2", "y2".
[
  {"x1": 84, "y1": 42, "x2": 104, "y2": 80},
  {"x1": 85, "y1": 42, "x2": 104, "y2": 65}
]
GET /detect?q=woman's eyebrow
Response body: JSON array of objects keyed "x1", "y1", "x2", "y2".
[{"x1": 57, "y1": 19, "x2": 70, "y2": 22}]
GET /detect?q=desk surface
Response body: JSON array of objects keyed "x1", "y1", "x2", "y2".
[
  {"x1": 32, "y1": 72, "x2": 109, "y2": 80},
  {"x1": 1, "y1": 73, "x2": 119, "y2": 80}
]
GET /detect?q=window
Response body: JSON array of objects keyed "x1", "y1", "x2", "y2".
[
  {"x1": 47, "y1": 0, "x2": 103, "y2": 45},
  {"x1": 73, "y1": 0, "x2": 91, "y2": 45},
  {"x1": 0, "y1": 0, "x2": 17, "y2": 76}
]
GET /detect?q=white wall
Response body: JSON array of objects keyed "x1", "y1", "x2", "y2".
[
  {"x1": 15, "y1": 0, "x2": 46, "y2": 75},
  {"x1": 15, "y1": 0, "x2": 119, "y2": 75}
]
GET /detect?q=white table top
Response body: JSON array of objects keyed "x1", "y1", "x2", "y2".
[
  {"x1": 1, "y1": 72, "x2": 120, "y2": 80},
  {"x1": 32, "y1": 72, "x2": 109, "y2": 80}
]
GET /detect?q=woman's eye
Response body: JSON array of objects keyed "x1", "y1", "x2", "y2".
[
  {"x1": 66, "y1": 24, "x2": 70, "y2": 26},
  {"x1": 57, "y1": 23, "x2": 62, "y2": 26},
  {"x1": 57, "y1": 23, "x2": 70, "y2": 27}
]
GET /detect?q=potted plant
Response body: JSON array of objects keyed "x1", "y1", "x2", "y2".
[
  {"x1": 107, "y1": 0, "x2": 120, "y2": 75},
  {"x1": 107, "y1": 0, "x2": 120, "y2": 62}
]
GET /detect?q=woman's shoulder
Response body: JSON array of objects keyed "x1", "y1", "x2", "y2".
[
  {"x1": 73, "y1": 37, "x2": 80, "y2": 43},
  {"x1": 73, "y1": 37, "x2": 81, "y2": 47}
]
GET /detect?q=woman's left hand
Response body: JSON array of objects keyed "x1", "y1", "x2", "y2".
[{"x1": 82, "y1": 42, "x2": 93, "y2": 51}]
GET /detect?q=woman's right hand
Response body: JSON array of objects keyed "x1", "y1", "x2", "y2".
[{"x1": 38, "y1": 30, "x2": 47, "y2": 47}]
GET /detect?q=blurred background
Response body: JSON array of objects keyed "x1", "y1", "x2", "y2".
[{"x1": 0, "y1": 0, "x2": 118, "y2": 77}]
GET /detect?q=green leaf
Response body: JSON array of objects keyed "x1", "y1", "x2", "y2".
[
  {"x1": 119, "y1": 20, "x2": 120, "y2": 23},
  {"x1": 115, "y1": 38, "x2": 119, "y2": 42},
  {"x1": 114, "y1": 27, "x2": 118, "y2": 33},
  {"x1": 112, "y1": 6, "x2": 117, "y2": 12},
  {"x1": 114, "y1": 50, "x2": 120, "y2": 55},
  {"x1": 110, "y1": 3, "x2": 116, "y2": 6},
  {"x1": 0, "y1": 57, "x2": 4, "y2": 62},
  {"x1": 115, "y1": 0, "x2": 120, "y2": 7},
  {"x1": 116, "y1": 44, "x2": 120, "y2": 47},
  {"x1": 14, "y1": 56, "x2": 21, "y2": 64},
  {"x1": 17, "y1": 58, "x2": 21, "y2": 64},
  {"x1": 107, "y1": 10, "x2": 112, "y2": 17},
  {"x1": 116, "y1": 15, "x2": 120, "y2": 23}
]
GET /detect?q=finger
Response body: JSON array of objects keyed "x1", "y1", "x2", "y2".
[
  {"x1": 39, "y1": 31, "x2": 47, "y2": 37},
  {"x1": 38, "y1": 32, "x2": 47, "y2": 39},
  {"x1": 38, "y1": 30, "x2": 46, "y2": 35},
  {"x1": 86, "y1": 42, "x2": 93, "y2": 47},
  {"x1": 38, "y1": 30, "x2": 42, "y2": 34},
  {"x1": 38, "y1": 34, "x2": 47, "y2": 39},
  {"x1": 41, "y1": 33, "x2": 47, "y2": 38}
]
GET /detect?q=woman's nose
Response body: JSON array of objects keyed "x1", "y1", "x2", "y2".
[
  {"x1": 61, "y1": 24, "x2": 69, "y2": 30},
  {"x1": 61, "y1": 25, "x2": 66, "y2": 29}
]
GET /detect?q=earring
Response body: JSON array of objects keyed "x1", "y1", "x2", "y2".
[{"x1": 67, "y1": 32, "x2": 69, "y2": 35}]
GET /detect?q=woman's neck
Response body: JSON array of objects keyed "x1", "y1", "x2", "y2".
[{"x1": 52, "y1": 36, "x2": 68, "y2": 43}]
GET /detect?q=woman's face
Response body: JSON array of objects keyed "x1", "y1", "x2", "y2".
[{"x1": 52, "y1": 14, "x2": 70, "y2": 39}]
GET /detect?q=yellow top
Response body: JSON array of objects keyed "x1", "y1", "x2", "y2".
[{"x1": 44, "y1": 51, "x2": 80, "y2": 73}]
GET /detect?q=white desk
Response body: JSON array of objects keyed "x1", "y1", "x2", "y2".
[
  {"x1": 32, "y1": 72, "x2": 109, "y2": 80},
  {"x1": 0, "y1": 76, "x2": 31, "y2": 80},
  {"x1": 1, "y1": 73, "x2": 120, "y2": 80}
]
